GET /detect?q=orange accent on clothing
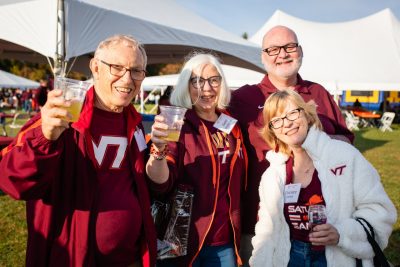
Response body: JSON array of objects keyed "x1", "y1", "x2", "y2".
[
  {"x1": 201, "y1": 121, "x2": 217, "y2": 188},
  {"x1": 1, "y1": 118, "x2": 42, "y2": 158},
  {"x1": 307, "y1": 194, "x2": 324, "y2": 206}
]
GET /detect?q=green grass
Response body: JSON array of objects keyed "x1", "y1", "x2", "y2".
[
  {"x1": 354, "y1": 125, "x2": 400, "y2": 265},
  {"x1": 1, "y1": 114, "x2": 399, "y2": 266}
]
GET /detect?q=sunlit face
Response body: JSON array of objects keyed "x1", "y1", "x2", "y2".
[
  {"x1": 261, "y1": 27, "x2": 302, "y2": 80},
  {"x1": 271, "y1": 100, "x2": 309, "y2": 148},
  {"x1": 189, "y1": 64, "x2": 221, "y2": 114},
  {"x1": 90, "y1": 43, "x2": 145, "y2": 112}
]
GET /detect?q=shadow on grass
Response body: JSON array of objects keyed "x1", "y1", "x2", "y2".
[
  {"x1": 353, "y1": 128, "x2": 389, "y2": 153},
  {"x1": 386, "y1": 229, "x2": 400, "y2": 266}
]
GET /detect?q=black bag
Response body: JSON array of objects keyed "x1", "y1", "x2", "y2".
[
  {"x1": 150, "y1": 185, "x2": 194, "y2": 260},
  {"x1": 355, "y1": 217, "x2": 391, "y2": 267}
]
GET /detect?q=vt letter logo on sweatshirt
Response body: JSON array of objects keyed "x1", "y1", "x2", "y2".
[
  {"x1": 330, "y1": 165, "x2": 346, "y2": 176},
  {"x1": 92, "y1": 136, "x2": 128, "y2": 168}
]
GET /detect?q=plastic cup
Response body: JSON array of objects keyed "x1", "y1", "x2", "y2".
[
  {"x1": 308, "y1": 204, "x2": 327, "y2": 231},
  {"x1": 159, "y1": 105, "x2": 187, "y2": 142},
  {"x1": 54, "y1": 76, "x2": 91, "y2": 122}
]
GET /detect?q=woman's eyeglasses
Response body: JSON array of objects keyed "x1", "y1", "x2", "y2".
[{"x1": 269, "y1": 108, "x2": 303, "y2": 129}]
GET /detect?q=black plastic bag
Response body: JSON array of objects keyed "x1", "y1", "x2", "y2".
[{"x1": 151, "y1": 185, "x2": 194, "y2": 259}]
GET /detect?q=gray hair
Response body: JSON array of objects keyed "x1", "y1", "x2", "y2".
[
  {"x1": 170, "y1": 52, "x2": 230, "y2": 110},
  {"x1": 94, "y1": 34, "x2": 147, "y2": 68}
]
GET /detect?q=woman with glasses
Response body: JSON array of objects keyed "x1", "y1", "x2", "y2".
[
  {"x1": 249, "y1": 89, "x2": 396, "y2": 267},
  {"x1": 146, "y1": 53, "x2": 248, "y2": 267}
]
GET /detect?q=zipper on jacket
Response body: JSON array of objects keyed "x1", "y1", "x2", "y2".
[
  {"x1": 227, "y1": 138, "x2": 243, "y2": 266},
  {"x1": 189, "y1": 122, "x2": 221, "y2": 266}
]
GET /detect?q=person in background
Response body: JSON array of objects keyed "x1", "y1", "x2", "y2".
[
  {"x1": 35, "y1": 79, "x2": 49, "y2": 109},
  {"x1": 353, "y1": 98, "x2": 363, "y2": 109},
  {"x1": 250, "y1": 89, "x2": 396, "y2": 266},
  {"x1": 228, "y1": 25, "x2": 354, "y2": 266},
  {"x1": 0, "y1": 34, "x2": 156, "y2": 267},
  {"x1": 147, "y1": 53, "x2": 247, "y2": 267}
]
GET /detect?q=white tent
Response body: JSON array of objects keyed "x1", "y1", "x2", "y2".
[
  {"x1": 250, "y1": 9, "x2": 400, "y2": 93},
  {"x1": 0, "y1": 0, "x2": 263, "y2": 76},
  {"x1": 0, "y1": 70, "x2": 39, "y2": 89},
  {"x1": 142, "y1": 64, "x2": 265, "y2": 90}
]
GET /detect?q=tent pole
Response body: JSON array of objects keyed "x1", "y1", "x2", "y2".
[{"x1": 55, "y1": 0, "x2": 66, "y2": 77}]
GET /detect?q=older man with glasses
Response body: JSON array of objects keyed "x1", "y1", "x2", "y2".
[
  {"x1": 0, "y1": 34, "x2": 156, "y2": 267},
  {"x1": 228, "y1": 25, "x2": 354, "y2": 267}
]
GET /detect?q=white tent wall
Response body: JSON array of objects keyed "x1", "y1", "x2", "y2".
[
  {"x1": 250, "y1": 9, "x2": 400, "y2": 93},
  {"x1": 0, "y1": 0, "x2": 264, "y2": 76}
]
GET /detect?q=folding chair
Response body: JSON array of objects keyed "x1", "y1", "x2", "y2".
[
  {"x1": 9, "y1": 113, "x2": 31, "y2": 135},
  {"x1": 1, "y1": 115, "x2": 6, "y2": 136},
  {"x1": 378, "y1": 112, "x2": 395, "y2": 132},
  {"x1": 344, "y1": 111, "x2": 360, "y2": 131}
]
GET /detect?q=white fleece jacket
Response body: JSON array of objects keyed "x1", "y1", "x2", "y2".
[{"x1": 249, "y1": 127, "x2": 397, "y2": 267}]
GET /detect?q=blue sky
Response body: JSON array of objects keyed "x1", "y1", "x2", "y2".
[{"x1": 176, "y1": 0, "x2": 400, "y2": 37}]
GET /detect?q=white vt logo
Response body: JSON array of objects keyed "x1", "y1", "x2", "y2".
[
  {"x1": 218, "y1": 147, "x2": 243, "y2": 164},
  {"x1": 92, "y1": 136, "x2": 128, "y2": 168}
]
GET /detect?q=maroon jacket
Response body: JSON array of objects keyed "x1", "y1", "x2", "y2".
[
  {"x1": 148, "y1": 109, "x2": 248, "y2": 267},
  {"x1": 229, "y1": 74, "x2": 354, "y2": 235},
  {"x1": 0, "y1": 87, "x2": 157, "y2": 267}
]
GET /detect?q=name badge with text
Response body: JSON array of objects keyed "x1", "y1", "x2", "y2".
[
  {"x1": 284, "y1": 183, "x2": 301, "y2": 203},
  {"x1": 213, "y1": 113, "x2": 237, "y2": 134},
  {"x1": 134, "y1": 127, "x2": 147, "y2": 152}
]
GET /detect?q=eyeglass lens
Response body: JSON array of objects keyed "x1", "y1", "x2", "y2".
[
  {"x1": 100, "y1": 60, "x2": 146, "y2": 81},
  {"x1": 110, "y1": 65, "x2": 145, "y2": 80},
  {"x1": 264, "y1": 43, "x2": 298, "y2": 56},
  {"x1": 270, "y1": 108, "x2": 302, "y2": 129},
  {"x1": 190, "y1": 76, "x2": 222, "y2": 89}
]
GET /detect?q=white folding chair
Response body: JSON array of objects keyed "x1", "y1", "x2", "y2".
[
  {"x1": 9, "y1": 113, "x2": 31, "y2": 135},
  {"x1": 344, "y1": 111, "x2": 360, "y2": 131},
  {"x1": 378, "y1": 112, "x2": 395, "y2": 132}
]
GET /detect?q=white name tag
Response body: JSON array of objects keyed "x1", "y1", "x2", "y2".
[
  {"x1": 134, "y1": 127, "x2": 147, "y2": 152},
  {"x1": 284, "y1": 183, "x2": 301, "y2": 203},
  {"x1": 213, "y1": 113, "x2": 237, "y2": 134}
]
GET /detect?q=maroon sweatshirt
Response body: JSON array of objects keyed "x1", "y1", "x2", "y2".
[
  {"x1": 0, "y1": 87, "x2": 157, "y2": 267},
  {"x1": 148, "y1": 109, "x2": 248, "y2": 267},
  {"x1": 228, "y1": 74, "x2": 353, "y2": 235}
]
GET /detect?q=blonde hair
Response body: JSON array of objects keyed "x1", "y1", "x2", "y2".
[
  {"x1": 170, "y1": 52, "x2": 230, "y2": 109},
  {"x1": 261, "y1": 89, "x2": 323, "y2": 155},
  {"x1": 94, "y1": 34, "x2": 147, "y2": 68}
]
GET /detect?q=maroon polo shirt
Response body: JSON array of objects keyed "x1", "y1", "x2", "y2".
[{"x1": 229, "y1": 74, "x2": 353, "y2": 235}]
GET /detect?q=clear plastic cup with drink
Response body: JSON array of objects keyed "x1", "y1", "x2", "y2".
[
  {"x1": 54, "y1": 76, "x2": 91, "y2": 122},
  {"x1": 159, "y1": 105, "x2": 187, "y2": 142},
  {"x1": 308, "y1": 204, "x2": 327, "y2": 231}
]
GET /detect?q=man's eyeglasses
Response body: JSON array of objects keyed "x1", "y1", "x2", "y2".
[
  {"x1": 269, "y1": 108, "x2": 303, "y2": 129},
  {"x1": 189, "y1": 76, "x2": 222, "y2": 89},
  {"x1": 262, "y1": 43, "x2": 299, "y2": 56},
  {"x1": 99, "y1": 60, "x2": 146, "y2": 81}
]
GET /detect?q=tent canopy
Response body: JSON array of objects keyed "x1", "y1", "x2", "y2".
[
  {"x1": 0, "y1": 0, "x2": 263, "y2": 76},
  {"x1": 0, "y1": 69, "x2": 39, "y2": 89},
  {"x1": 250, "y1": 9, "x2": 400, "y2": 92},
  {"x1": 141, "y1": 64, "x2": 265, "y2": 91}
]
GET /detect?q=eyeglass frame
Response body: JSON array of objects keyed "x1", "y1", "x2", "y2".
[
  {"x1": 189, "y1": 75, "x2": 222, "y2": 89},
  {"x1": 262, "y1": 43, "x2": 300, "y2": 56},
  {"x1": 98, "y1": 59, "x2": 147, "y2": 81},
  {"x1": 269, "y1": 108, "x2": 304, "y2": 129}
]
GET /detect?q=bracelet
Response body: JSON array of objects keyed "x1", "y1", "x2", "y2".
[{"x1": 150, "y1": 144, "x2": 168, "y2": 160}]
